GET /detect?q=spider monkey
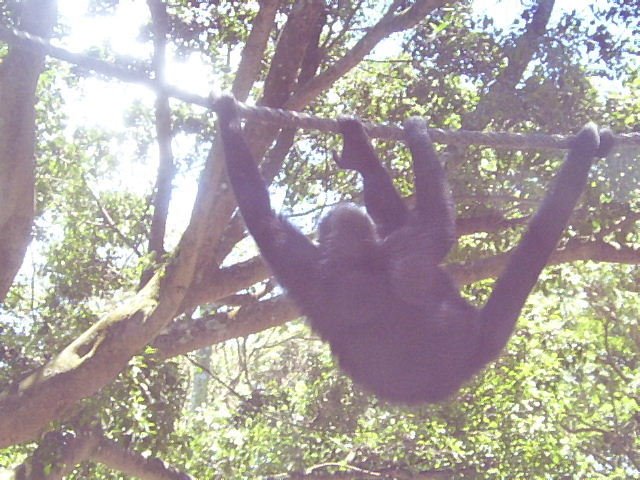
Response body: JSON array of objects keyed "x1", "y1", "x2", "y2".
[{"x1": 213, "y1": 95, "x2": 613, "y2": 404}]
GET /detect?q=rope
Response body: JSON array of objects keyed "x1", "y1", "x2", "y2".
[
  {"x1": 226, "y1": 96, "x2": 640, "y2": 150},
  {"x1": 2, "y1": 24, "x2": 640, "y2": 151}
]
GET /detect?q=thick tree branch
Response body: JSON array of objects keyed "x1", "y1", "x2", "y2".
[
  {"x1": 0, "y1": 276, "x2": 167, "y2": 447},
  {"x1": 446, "y1": 0, "x2": 555, "y2": 169},
  {"x1": 146, "y1": 0, "x2": 176, "y2": 260},
  {"x1": 155, "y1": 296, "x2": 299, "y2": 359},
  {"x1": 0, "y1": 84, "x2": 223, "y2": 446},
  {"x1": 196, "y1": 0, "x2": 326, "y2": 274},
  {"x1": 7, "y1": 430, "x2": 192, "y2": 480},
  {"x1": 213, "y1": 2, "x2": 327, "y2": 262},
  {"x1": 462, "y1": 0, "x2": 555, "y2": 132},
  {"x1": 270, "y1": 462, "x2": 471, "y2": 479},
  {"x1": 11, "y1": 430, "x2": 100, "y2": 480},
  {"x1": 286, "y1": 0, "x2": 454, "y2": 110},
  {"x1": 93, "y1": 435, "x2": 193, "y2": 480},
  {"x1": 175, "y1": 0, "x2": 282, "y2": 300},
  {"x1": 213, "y1": 2, "x2": 326, "y2": 263},
  {"x1": 231, "y1": 0, "x2": 280, "y2": 101},
  {"x1": 448, "y1": 239, "x2": 640, "y2": 284},
  {"x1": 0, "y1": 0, "x2": 57, "y2": 301},
  {"x1": 260, "y1": 0, "x2": 326, "y2": 108},
  {"x1": 183, "y1": 256, "x2": 268, "y2": 311}
]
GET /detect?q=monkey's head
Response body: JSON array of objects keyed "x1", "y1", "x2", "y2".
[{"x1": 318, "y1": 203, "x2": 379, "y2": 262}]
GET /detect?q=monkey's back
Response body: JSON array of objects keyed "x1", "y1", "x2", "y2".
[{"x1": 303, "y1": 266, "x2": 483, "y2": 404}]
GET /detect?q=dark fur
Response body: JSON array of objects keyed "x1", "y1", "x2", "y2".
[{"x1": 214, "y1": 95, "x2": 613, "y2": 404}]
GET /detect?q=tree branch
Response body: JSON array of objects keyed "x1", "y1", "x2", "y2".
[
  {"x1": 145, "y1": 0, "x2": 176, "y2": 261},
  {"x1": 155, "y1": 296, "x2": 299, "y2": 359},
  {"x1": 286, "y1": 0, "x2": 455, "y2": 110},
  {"x1": 93, "y1": 435, "x2": 192, "y2": 480},
  {"x1": 7, "y1": 429, "x2": 192, "y2": 480},
  {"x1": 0, "y1": 77, "x2": 223, "y2": 446},
  {"x1": 260, "y1": 0, "x2": 326, "y2": 108},
  {"x1": 447, "y1": 239, "x2": 640, "y2": 285},
  {"x1": 462, "y1": 0, "x2": 555, "y2": 131},
  {"x1": 0, "y1": 0, "x2": 57, "y2": 301},
  {"x1": 194, "y1": 0, "x2": 327, "y2": 277},
  {"x1": 231, "y1": 0, "x2": 280, "y2": 100}
]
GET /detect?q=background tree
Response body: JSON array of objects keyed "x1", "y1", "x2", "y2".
[{"x1": 0, "y1": 0, "x2": 638, "y2": 478}]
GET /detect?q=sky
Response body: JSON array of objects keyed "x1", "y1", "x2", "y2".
[
  {"x1": 55, "y1": 0, "x2": 616, "y2": 130},
  {"x1": 51, "y1": 0, "x2": 624, "y2": 245}
]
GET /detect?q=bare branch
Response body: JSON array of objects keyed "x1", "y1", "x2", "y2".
[
  {"x1": 260, "y1": 0, "x2": 326, "y2": 108},
  {"x1": 447, "y1": 239, "x2": 640, "y2": 285},
  {"x1": 183, "y1": 256, "x2": 269, "y2": 312},
  {"x1": 10, "y1": 430, "x2": 100, "y2": 480},
  {"x1": 146, "y1": 0, "x2": 176, "y2": 260},
  {"x1": 154, "y1": 296, "x2": 299, "y2": 359},
  {"x1": 194, "y1": 0, "x2": 327, "y2": 279}
]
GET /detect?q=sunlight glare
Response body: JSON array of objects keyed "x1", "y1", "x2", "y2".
[{"x1": 58, "y1": 0, "x2": 151, "y2": 58}]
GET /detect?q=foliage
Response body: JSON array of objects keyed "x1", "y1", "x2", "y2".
[{"x1": 0, "y1": 0, "x2": 638, "y2": 478}]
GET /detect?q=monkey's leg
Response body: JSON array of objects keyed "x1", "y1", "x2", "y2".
[
  {"x1": 335, "y1": 118, "x2": 408, "y2": 236},
  {"x1": 403, "y1": 117, "x2": 456, "y2": 261},
  {"x1": 474, "y1": 124, "x2": 613, "y2": 365}
]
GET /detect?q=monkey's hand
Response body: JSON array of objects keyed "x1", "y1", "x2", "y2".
[
  {"x1": 570, "y1": 122, "x2": 615, "y2": 159},
  {"x1": 597, "y1": 129, "x2": 615, "y2": 158},
  {"x1": 213, "y1": 94, "x2": 241, "y2": 130},
  {"x1": 403, "y1": 116, "x2": 433, "y2": 147},
  {"x1": 332, "y1": 118, "x2": 382, "y2": 174}
]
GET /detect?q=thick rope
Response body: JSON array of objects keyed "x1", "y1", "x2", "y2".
[
  {"x1": 228, "y1": 97, "x2": 640, "y2": 150},
  {"x1": 2, "y1": 24, "x2": 639, "y2": 150}
]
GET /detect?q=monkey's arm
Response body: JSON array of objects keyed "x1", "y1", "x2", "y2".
[
  {"x1": 334, "y1": 118, "x2": 408, "y2": 235},
  {"x1": 474, "y1": 124, "x2": 614, "y2": 365},
  {"x1": 214, "y1": 96, "x2": 321, "y2": 295},
  {"x1": 403, "y1": 117, "x2": 456, "y2": 260}
]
